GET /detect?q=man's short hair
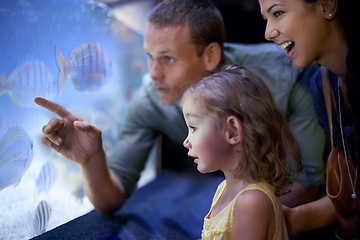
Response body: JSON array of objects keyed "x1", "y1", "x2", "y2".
[{"x1": 148, "y1": 0, "x2": 226, "y2": 66}]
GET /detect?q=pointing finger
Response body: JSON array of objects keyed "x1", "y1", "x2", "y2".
[{"x1": 35, "y1": 97, "x2": 70, "y2": 119}]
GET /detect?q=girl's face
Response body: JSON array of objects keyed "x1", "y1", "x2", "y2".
[
  {"x1": 259, "y1": 0, "x2": 329, "y2": 69},
  {"x1": 182, "y1": 97, "x2": 235, "y2": 174}
]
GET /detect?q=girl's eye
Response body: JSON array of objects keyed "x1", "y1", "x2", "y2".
[{"x1": 190, "y1": 126, "x2": 197, "y2": 132}]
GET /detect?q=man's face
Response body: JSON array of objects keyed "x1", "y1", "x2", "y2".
[{"x1": 143, "y1": 23, "x2": 210, "y2": 105}]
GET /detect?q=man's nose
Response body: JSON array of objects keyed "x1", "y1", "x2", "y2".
[{"x1": 149, "y1": 60, "x2": 164, "y2": 81}]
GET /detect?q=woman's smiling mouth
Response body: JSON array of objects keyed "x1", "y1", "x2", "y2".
[{"x1": 280, "y1": 41, "x2": 295, "y2": 58}]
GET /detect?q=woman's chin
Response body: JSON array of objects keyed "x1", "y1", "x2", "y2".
[{"x1": 291, "y1": 58, "x2": 313, "y2": 70}]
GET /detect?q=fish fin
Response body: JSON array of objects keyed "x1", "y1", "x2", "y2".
[
  {"x1": 69, "y1": 76, "x2": 80, "y2": 91},
  {"x1": 58, "y1": 71, "x2": 66, "y2": 96},
  {"x1": 55, "y1": 46, "x2": 67, "y2": 95},
  {"x1": 9, "y1": 93, "x2": 23, "y2": 106}
]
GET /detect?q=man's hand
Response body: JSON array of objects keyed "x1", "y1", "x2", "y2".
[{"x1": 35, "y1": 97, "x2": 103, "y2": 165}]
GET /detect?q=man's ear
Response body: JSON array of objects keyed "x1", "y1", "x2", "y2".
[
  {"x1": 225, "y1": 116, "x2": 243, "y2": 145},
  {"x1": 203, "y1": 42, "x2": 221, "y2": 71},
  {"x1": 319, "y1": 0, "x2": 337, "y2": 20}
]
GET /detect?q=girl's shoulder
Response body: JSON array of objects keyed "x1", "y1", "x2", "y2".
[
  {"x1": 232, "y1": 182, "x2": 276, "y2": 221},
  {"x1": 235, "y1": 182, "x2": 275, "y2": 207},
  {"x1": 231, "y1": 182, "x2": 277, "y2": 239}
]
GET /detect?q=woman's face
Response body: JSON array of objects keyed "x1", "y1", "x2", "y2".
[{"x1": 259, "y1": 0, "x2": 329, "y2": 69}]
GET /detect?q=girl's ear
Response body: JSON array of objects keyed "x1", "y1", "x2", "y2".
[
  {"x1": 225, "y1": 116, "x2": 243, "y2": 145},
  {"x1": 319, "y1": 0, "x2": 337, "y2": 20},
  {"x1": 202, "y1": 42, "x2": 221, "y2": 72}
]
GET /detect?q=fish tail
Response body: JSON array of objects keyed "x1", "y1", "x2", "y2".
[
  {"x1": 9, "y1": 93, "x2": 22, "y2": 106},
  {"x1": 55, "y1": 46, "x2": 67, "y2": 95}
]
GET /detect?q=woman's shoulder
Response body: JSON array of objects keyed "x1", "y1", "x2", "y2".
[{"x1": 310, "y1": 67, "x2": 339, "y2": 91}]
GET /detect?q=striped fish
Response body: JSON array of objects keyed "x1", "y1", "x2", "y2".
[
  {"x1": 0, "y1": 126, "x2": 33, "y2": 191},
  {"x1": 0, "y1": 60, "x2": 61, "y2": 107},
  {"x1": 55, "y1": 40, "x2": 112, "y2": 92},
  {"x1": 34, "y1": 200, "x2": 52, "y2": 235},
  {"x1": 35, "y1": 161, "x2": 57, "y2": 193}
]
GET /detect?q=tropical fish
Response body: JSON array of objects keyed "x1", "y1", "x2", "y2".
[
  {"x1": 0, "y1": 126, "x2": 34, "y2": 191},
  {"x1": 55, "y1": 40, "x2": 112, "y2": 92},
  {"x1": 33, "y1": 200, "x2": 52, "y2": 236},
  {"x1": 0, "y1": 60, "x2": 61, "y2": 107},
  {"x1": 35, "y1": 161, "x2": 57, "y2": 193}
]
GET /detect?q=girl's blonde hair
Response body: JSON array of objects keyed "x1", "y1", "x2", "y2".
[{"x1": 182, "y1": 64, "x2": 302, "y2": 195}]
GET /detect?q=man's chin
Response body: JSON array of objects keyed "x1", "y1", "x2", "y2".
[{"x1": 159, "y1": 97, "x2": 178, "y2": 105}]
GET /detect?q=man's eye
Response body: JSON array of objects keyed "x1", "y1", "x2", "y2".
[
  {"x1": 146, "y1": 53, "x2": 154, "y2": 60},
  {"x1": 165, "y1": 56, "x2": 174, "y2": 63}
]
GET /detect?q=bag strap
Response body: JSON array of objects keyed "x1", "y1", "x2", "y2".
[{"x1": 321, "y1": 66, "x2": 335, "y2": 149}]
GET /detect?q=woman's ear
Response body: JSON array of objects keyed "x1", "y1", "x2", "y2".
[
  {"x1": 203, "y1": 42, "x2": 221, "y2": 72},
  {"x1": 225, "y1": 116, "x2": 243, "y2": 145},
  {"x1": 320, "y1": 0, "x2": 337, "y2": 20}
]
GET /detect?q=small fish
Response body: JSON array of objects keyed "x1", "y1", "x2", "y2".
[
  {"x1": 55, "y1": 40, "x2": 112, "y2": 92},
  {"x1": 0, "y1": 60, "x2": 61, "y2": 107},
  {"x1": 33, "y1": 200, "x2": 52, "y2": 235},
  {"x1": 35, "y1": 161, "x2": 57, "y2": 193},
  {"x1": 0, "y1": 126, "x2": 34, "y2": 191}
]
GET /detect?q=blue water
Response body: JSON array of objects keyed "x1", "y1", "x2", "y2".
[{"x1": 0, "y1": 0, "x2": 147, "y2": 238}]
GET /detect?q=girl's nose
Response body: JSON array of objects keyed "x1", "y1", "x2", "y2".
[{"x1": 183, "y1": 138, "x2": 190, "y2": 149}]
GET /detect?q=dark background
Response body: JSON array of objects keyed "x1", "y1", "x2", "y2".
[{"x1": 211, "y1": 0, "x2": 267, "y2": 43}]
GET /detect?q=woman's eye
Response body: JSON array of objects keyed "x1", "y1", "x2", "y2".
[
  {"x1": 190, "y1": 126, "x2": 197, "y2": 132},
  {"x1": 273, "y1": 11, "x2": 283, "y2": 18}
]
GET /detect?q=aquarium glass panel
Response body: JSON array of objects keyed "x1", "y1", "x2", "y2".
[{"x1": 0, "y1": 0, "x2": 147, "y2": 238}]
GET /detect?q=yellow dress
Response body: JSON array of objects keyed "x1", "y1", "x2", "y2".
[{"x1": 201, "y1": 180, "x2": 288, "y2": 240}]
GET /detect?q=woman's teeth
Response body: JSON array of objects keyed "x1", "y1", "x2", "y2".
[{"x1": 281, "y1": 41, "x2": 293, "y2": 50}]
